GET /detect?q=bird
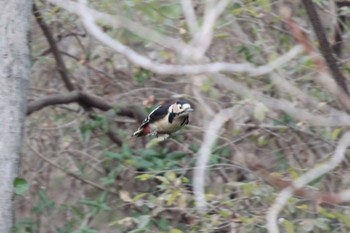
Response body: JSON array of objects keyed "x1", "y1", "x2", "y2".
[{"x1": 133, "y1": 99, "x2": 193, "y2": 138}]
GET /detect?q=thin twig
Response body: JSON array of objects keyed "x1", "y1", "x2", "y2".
[
  {"x1": 33, "y1": 3, "x2": 95, "y2": 113},
  {"x1": 191, "y1": 0, "x2": 231, "y2": 59},
  {"x1": 332, "y1": 2, "x2": 346, "y2": 57},
  {"x1": 28, "y1": 144, "x2": 119, "y2": 195},
  {"x1": 215, "y1": 75, "x2": 350, "y2": 126},
  {"x1": 72, "y1": 0, "x2": 303, "y2": 76},
  {"x1": 33, "y1": 3, "x2": 75, "y2": 91},
  {"x1": 46, "y1": 0, "x2": 190, "y2": 54},
  {"x1": 266, "y1": 131, "x2": 350, "y2": 233}
]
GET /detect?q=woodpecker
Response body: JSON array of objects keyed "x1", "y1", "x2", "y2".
[{"x1": 133, "y1": 100, "x2": 193, "y2": 137}]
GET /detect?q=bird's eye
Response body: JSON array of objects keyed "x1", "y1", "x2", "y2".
[{"x1": 179, "y1": 105, "x2": 182, "y2": 109}]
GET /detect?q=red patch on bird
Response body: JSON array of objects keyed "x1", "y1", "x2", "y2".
[{"x1": 143, "y1": 125, "x2": 152, "y2": 135}]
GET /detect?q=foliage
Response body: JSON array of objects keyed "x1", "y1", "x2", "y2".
[
  {"x1": 13, "y1": 178, "x2": 30, "y2": 195},
  {"x1": 18, "y1": 0, "x2": 350, "y2": 232}
]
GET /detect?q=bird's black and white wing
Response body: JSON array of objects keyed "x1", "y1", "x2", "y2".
[{"x1": 140, "y1": 103, "x2": 171, "y2": 128}]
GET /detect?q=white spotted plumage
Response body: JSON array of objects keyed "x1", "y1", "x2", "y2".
[{"x1": 133, "y1": 100, "x2": 193, "y2": 137}]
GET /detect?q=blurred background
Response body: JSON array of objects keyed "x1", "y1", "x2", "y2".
[{"x1": 16, "y1": 0, "x2": 350, "y2": 232}]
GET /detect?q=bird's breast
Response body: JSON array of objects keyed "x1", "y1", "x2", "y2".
[{"x1": 151, "y1": 116, "x2": 186, "y2": 134}]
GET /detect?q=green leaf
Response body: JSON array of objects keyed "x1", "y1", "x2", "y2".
[
  {"x1": 167, "y1": 151, "x2": 186, "y2": 160},
  {"x1": 13, "y1": 218, "x2": 37, "y2": 233},
  {"x1": 157, "y1": 217, "x2": 169, "y2": 231},
  {"x1": 181, "y1": 177, "x2": 189, "y2": 183},
  {"x1": 165, "y1": 171, "x2": 177, "y2": 181},
  {"x1": 242, "y1": 182, "x2": 258, "y2": 196},
  {"x1": 296, "y1": 204, "x2": 308, "y2": 210},
  {"x1": 13, "y1": 177, "x2": 30, "y2": 195},
  {"x1": 134, "y1": 68, "x2": 152, "y2": 85},
  {"x1": 140, "y1": 148, "x2": 159, "y2": 158},
  {"x1": 231, "y1": 3, "x2": 243, "y2": 16},
  {"x1": 334, "y1": 212, "x2": 350, "y2": 228},
  {"x1": 339, "y1": 6, "x2": 350, "y2": 16},
  {"x1": 100, "y1": 166, "x2": 123, "y2": 185},
  {"x1": 254, "y1": 102, "x2": 269, "y2": 122},
  {"x1": 104, "y1": 151, "x2": 124, "y2": 160},
  {"x1": 136, "y1": 174, "x2": 154, "y2": 181},
  {"x1": 155, "y1": 176, "x2": 169, "y2": 185},
  {"x1": 282, "y1": 219, "x2": 295, "y2": 233},
  {"x1": 158, "y1": 5, "x2": 181, "y2": 19},
  {"x1": 109, "y1": 217, "x2": 133, "y2": 227},
  {"x1": 256, "y1": 0, "x2": 272, "y2": 11},
  {"x1": 122, "y1": 144, "x2": 132, "y2": 155},
  {"x1": 170, "y1": 229, "x2": 183, "y2": 233},
  {"x1": 318, "y1": 207, "x2": 336, "y2": 219},
  {"x1": 166, "y1": 190, "x2": 180, "y2": 206},
  {"x1": 134, "y1": 157, "x2": 154, "y2": 169},
  {"x1": 129, "y1": 215, "x2": 151, "y2": 233},
  {"x1": 331, "y1": 128, "x2": 342, "y2": 141},
  {"x1": 34, "y1": 190, "x2": 55, "y2": 213},
  {"x1": 218, "y1": 209, "x2": 231, "y2": 218},
  {"x1": 257, "y1": 135, "x2": 269, "y2": 147},
  {"x1": 133, "y1": 193, "x2": 147, "y2": 202},
  {"x1": 287, "y1": 168, "x2": 300, "y2": 179},
  {"x1": 80, "y1": 192, "x2": 111, "y2": 212},
  {"x1": 314, "y1": 218, "x2": 329, "y2": 230},
  {"x1": 300, "y1": 219, "x2": 314, "y2": 232}
]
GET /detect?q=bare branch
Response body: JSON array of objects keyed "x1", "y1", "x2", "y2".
[
  {"x1": 27, "y1": 91, "x2": 110, "y2": 115},
  {"x1": 332, "y1": 2, "x2": 346, "y2": 57},
  {"x1": 41, "y1": 0, "x2": 304, "y2": 77},
  {"x1": 193, "y1": 107, "x2": 232, "y2": 210},
  {"x1": 282, "y1": 5, "x2": 350, "y2": 113},
  {"x1": 266, "y1": 131, "x2": 350, "y2": 233},
  {"x1": 270, "y1": 72, "x2": 324, "y2": 111},
  {"x1": 28, "y1": 144, "x2": 119, "y2": 195},
  {"x1": 302, "y1": 0, "x2": 349, "y2": 94},
  {"x1": 181, "y1": 0, "x2": 199, "y2": 36},
  {"x1": 247, "y1": 158, "x2": 350, "y2": 205},
  {"x1": 33, "y1": 3, "x2": 75, "y2": 91},
  {"x1": 191, "y1": 0, "x2": 231, "y2": 59},
  {"x1": 215, "y1": 75, "x2": 350, "y2": 126},
  {"x1": 27, "y1": 91, "x2": 146, "y2": 123},
  {"x1": 69, "y1": 2, "x2": 306, "y2": 76},
  {"x1": 33, "y1": 3, "x2": 96, "y2": 113},
  {"x1": 46, "y1": 0, "x2": 190, "y2": 54}
]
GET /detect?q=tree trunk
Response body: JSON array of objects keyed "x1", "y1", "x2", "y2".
[{"x1": 0, "y1": 1, "x2": 32, "y2": 232}]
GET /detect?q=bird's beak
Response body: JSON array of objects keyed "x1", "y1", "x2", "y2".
[{"x1": 186, "y1": 108, "x2": 194, "y2": 113}]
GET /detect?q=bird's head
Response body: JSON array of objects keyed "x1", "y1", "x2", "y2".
[{"x1": 170, "y1": 100, "x2": 194, "y2": 116}]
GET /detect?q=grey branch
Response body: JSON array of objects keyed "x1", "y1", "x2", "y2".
[
  {"x1": 50, "y1": 0, "x2": 304, "y2": 76},
  {"x1": 266, "y1": 131, "x2": 350, "y2": 233},
  {"x1": 193, "y1": 107, "x2": 233, "y2": 210}
]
